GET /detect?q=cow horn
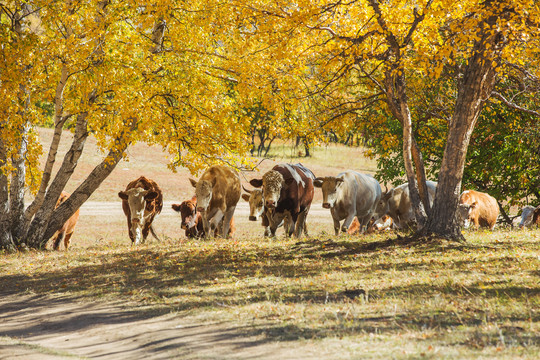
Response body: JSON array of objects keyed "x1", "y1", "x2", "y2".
[{"x1": 242, "y1": 185, "x2": 252, "y2": 194}]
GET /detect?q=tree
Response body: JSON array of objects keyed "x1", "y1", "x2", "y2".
[
  {"x1": 227, "y1": 0, "x2": 540, "y2": 241},
  {"x1": 0, "y1": 0, "x2": 250, "y2": 251}
]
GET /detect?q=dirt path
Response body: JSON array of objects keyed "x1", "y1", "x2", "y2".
[{"x1": 0, "y1": 293, "x2": 341, "y2": 360}]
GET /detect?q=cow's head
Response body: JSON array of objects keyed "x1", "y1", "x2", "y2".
[
  {"x1": 313, "y1": 176, "x2": 344, "y2": 209},
  {"x1": 118, "y1": 187, "x2": 159, "y2": 244},
  {"x1": 250, "y1": 170, "x2": 291, "y2": 210},
  {"x1": 457, "y1": 201, "x2": 477, "y2": 228},
  {"x1": 190, "y1": 178, "x2": 216, "y2": 212},
  {"x1": 172, "y1": 196, "x2": 198, "y2": 231},
  {"x1": 519, "y1": 206, "x2": 535, "y2": 228},
  {"x1": 375, "y1": 187, "x2": 394, "y2": 218},
  {"x1": 242, "y1": 187, "x2": 264, "y2": 221}
]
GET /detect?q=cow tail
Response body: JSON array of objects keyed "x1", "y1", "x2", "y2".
[{"x1": 150, "y1": 225, "x2": 162, "y2": 242}]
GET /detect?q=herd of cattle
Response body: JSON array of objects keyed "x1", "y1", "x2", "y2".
[{"x1": 50, "y1": 163, "x2": 540, "y2": 249}]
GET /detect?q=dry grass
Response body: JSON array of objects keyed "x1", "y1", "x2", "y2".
[{"x1": 2, "y1": 229, "x2": 539, "y2": 358}]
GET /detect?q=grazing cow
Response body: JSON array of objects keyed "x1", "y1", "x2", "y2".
[
  {"x1": 172, "y1": 196, "x2": 204, "y2": 238},
  {"x1": 314, "y1": 171, "x2": 381, "y2": 235},
  {"x1": 118, "y1": 176, "x2": 163, "y2": 245},
  {"x1": 519, "y1": 205, "x2": 536, "y2": 228},
  {"x1": 249, "y1": 163, "x2": 315, "y2": 237},
  {"x1": 189, "y1": 165, "x2": 241, "y2": 238},
  {"x1": 377, "y1": 181, "x2": 438, "y2": 229},
  {"x1": 50, "y1": 191, "x2": 80, "y2": 250},
  {"x1": 457, "y1": 190, "x2": 499, "y2": 229}
]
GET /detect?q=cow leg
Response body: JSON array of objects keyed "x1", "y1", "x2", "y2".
[
  {"x1": 142, "y1": 223, "x2": 151, "y2": 243},
  {"x1": 358, "y1": 214, "x2": 373, "y2": 234},
  {"x1": 269, "y1": 212, "x2": 285, "y2": 237},
  {"x1": 221, "y1": 207, "x2": 235, "y2": 238},
  {"x1": 126, "y1": 218, "x2": 135, "y2": 244},
  {"x1": 341, "y1": 213, "x2": 357, "y2": 234},
  {"x1": 209, "y1": 209, "x2": 225, "y2": 237},
  {"x1": 52, "y1": 231, "x2": 65, "y2": 250},
  {"x1": 294, "y1": 211, "x2": 308, "y2": 238},
  {"x1": 64, "y1": 231, "x2": 74, "y2": 250}
]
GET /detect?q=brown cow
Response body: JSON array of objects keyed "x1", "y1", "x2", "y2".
[
  {"x1": 532, "y1": 205, "x2": 540, "y2": 227},
  {"x1": 189, "y1": 165, "x2": 241, "y2": 238},
  {"x1": 457, "y1": 190, "x2": 499, "y2": 230},
  {"x1": 249, "y1": 163, "x2": 315, "y2": 237},
  {"x1": 118, "y1": 176, "x2": 163, "y2": 245},
  {"x1": 172, "y1": 196, "x2": 204, "y2": 238},
  {"x1": 172, "y1": 196, "x2": 236, "y2": 238},
  {"x1": 50, "y1": 191, "x2": 80, "y2": 250}
]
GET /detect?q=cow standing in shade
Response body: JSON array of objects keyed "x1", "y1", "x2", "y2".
[
  {"x1": 50, "y1": 191, "x2": 80, "y2": 250},
  {"x1": 249, "y1": 163, "x2": 315, "y2": 238},
  {"x1": 457, "y1": 190, "x2": 499, "y2": 230},
  {"x1": 519, "y1": 205, "x2": 537, "y2": 228},
  {"x1": 189, "y1": 165, "x2": 241, "y2": 238},
  {"x1": 314, "y1": 171, "x2": 381, "y2": 235},
  {"x1": 377, "y1": 181, "x2": 438, "y2": 229},
  {"x1": 172, "y1": 196, "x2": 204, "y2": 238},
  {"x1": 118, "y1": 176, "x2": 163, "y2": 245}
]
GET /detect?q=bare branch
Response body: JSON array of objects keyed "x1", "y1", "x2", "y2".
[{"x1": 491, "y1": 91, "x2": 540, "y2": 117}]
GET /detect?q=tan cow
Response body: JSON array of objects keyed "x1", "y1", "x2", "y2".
[
  {"x1": 189, "y1": 165, "x2": 241, "y2": 238},
  {"x1": 50, "y1": 191, "x2": 80, "y2": 250},
  {"x1": 118, "y1": 176, "x2": 163, "y2": 245},
  {"x1": 457, "y1": 190, "x2": 499, "y2": 230}
]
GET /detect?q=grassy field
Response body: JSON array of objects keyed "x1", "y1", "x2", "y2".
[{"x1": 2, "y1": 128, "x2": 539, "y2": 358}]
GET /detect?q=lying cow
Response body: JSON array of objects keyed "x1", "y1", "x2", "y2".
[
  {"x1": 50, "y1": 191, "x2": 80, "y2": 250},
  {"x1": 118, "y1": 176, "x2": 163, "y2": 245},
  {"x1": 172, "y1": 196, "x2": 204, "y2": 238},
  {"x1": 189, "y1": 165, "x2": 241, "y2": 238},
  {"x1": 377, "y1": 181, "x2": 438, "y2": 229},
  {"x1": 457, "y1": 190, "x2": 499, "y2": 230},
  {"x1": 249, "y1": 163, "x2": 315, "y2": 237},
  {"x1": 314, "y1": 171, "x2": 381, "y2": 235}
]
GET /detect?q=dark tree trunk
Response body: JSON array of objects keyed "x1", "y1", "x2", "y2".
[{"x1": 422, "y1": 14, "x2": 502, "y2": 240}]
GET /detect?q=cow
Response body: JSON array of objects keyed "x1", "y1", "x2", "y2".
[
  {"x1": 49, "y1": 191, "x2": 80, "y2": 250},
  {"x1": 249, "y1": 163, "x2": 315, "y2": 238},
  {"x1": 118, "y1": 176, "x2": 163, "y2": 245},
  {"x1": 189, "y1": 165, "x2": 241, "y2": 238},
  {"x1": 519, "y1": 205, "x2": 536, "y2": 228},
  {"x1": 370, "y1": 214, "x2": 396, "y2": 232},
  {"x1": 377, "y1": 181, "x2": 438, "y2": 229},
  {"x1": 171, "y1": 196, "x2": 204, "y2": 238},
  {"x1": 457, "y1": 190, "x2": 499, "y2": 230},
  {"x1": 172, "y1": 196, "x2": 236, "y2": 239},
  {"x1": 241, "y1": 186, "x2": 264, "y2": 222},
  {"x1": 532, "y1": 205, "x2": 540, "y2": 227},
  {"x1": 314, "y1": 171, "x2": 382, "y2": 235}
]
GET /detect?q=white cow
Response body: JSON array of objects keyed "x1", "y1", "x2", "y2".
[{"x1": 314, "y1": 171, "x2": 382, "y2": 235}]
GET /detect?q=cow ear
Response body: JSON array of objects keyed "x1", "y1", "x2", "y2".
[
  {"x1": 242, "y1": 194, "x2": 250, "y2": 202},
  {"x1": 145, "y1": 191, "x2": 158, "y2": 200},
  {"x1": 118, "y1": 191, "x2": 128, "y2": 200},
  {"x1": 336, "y1": 178, "x2": 345, "y2": 185},
  {"x1": 171, "y1": 204, "x2": 181, "y2": 212},
  {"x1": 211, "y1": 177, "x2": 218, "y2": 187},
  {"x1": 313, "y1": 178, "x2": 324, "y2": 188},
  {"x1": 249, "y1": 179, "x2": 263, "y2": 188},
  {"x1": 190, "y1": 195, "x2": 197, "y2": 203},
  {"x1": 189, "y1": 178, "x2": 197, "y2": 188}
]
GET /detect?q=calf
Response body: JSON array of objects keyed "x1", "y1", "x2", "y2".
[
  {"x1": 172, "y1": 196, "x2": 204, "y2": 238},
  {"x1": 314, "y1": 170, "x2": 381, "y2": 235},
  {"x1": 457, "y1": 190, "x2": 499, "y2": 230},
  {"x1": 249, "y1": 163, "x2": 315, "y2": 237},
  {"x1": 189, "y1": 165, "x2": 241, "y2": 238},
  {"x1": 118, "y1": 176, "x2": 163, "y2": 245},
  {"x1": 50, "y1": 191, "x2": 80, "y2": 250}
]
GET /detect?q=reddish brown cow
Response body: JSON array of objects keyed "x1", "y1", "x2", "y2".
[
  {"x1": 533, "y1": 205, "x2": 540, "y2": 226},
  {"x1": 118, "y1": 176, "x2": 163, "y2": 245},
  {"x1": 50, "y1": 191, "x2": 80, "y2": 250},
  {"x1": 457, "y1": 190, "x2": 499, "y2": 230},
  {"x1": 249, "y1": 163, "x2": 315, "y2": 237},
  {"x1": 172, "y1": 196, "x2": 204, "y2": 238}
]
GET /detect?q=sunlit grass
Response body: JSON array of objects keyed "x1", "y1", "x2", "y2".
[{"x1": 2, "y1": 228, "x2": 539, "y2": 358}]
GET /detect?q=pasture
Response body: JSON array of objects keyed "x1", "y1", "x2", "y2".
[{"x1": 0, "y1": 128, "x2": 539, "y2": 359}]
